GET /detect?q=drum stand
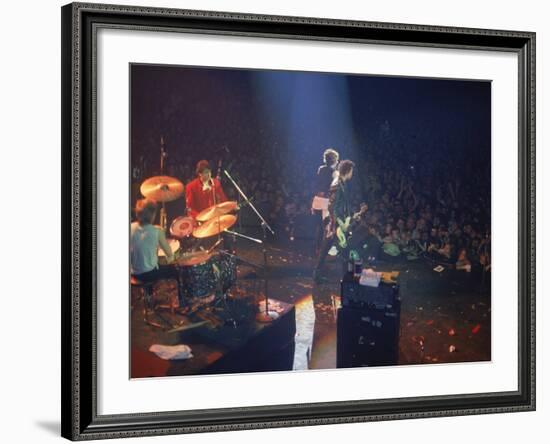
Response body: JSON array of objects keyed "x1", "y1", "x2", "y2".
[
  {"x1": 159, "y1": 203, "x2": 167, "y2": 231},
  {"x1": 131, "y1": 278, "x2": 180, "y2": 331},
  {"x1": 159, "y1": 136, "x2": 168, "y2": 231}
]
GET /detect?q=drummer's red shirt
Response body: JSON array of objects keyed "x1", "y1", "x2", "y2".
[{"x1": 185, "y1": 177, "x2": 228, "y2": 218}]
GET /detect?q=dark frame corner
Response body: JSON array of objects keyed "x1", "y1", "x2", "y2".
[{"x1": 61, "y1": 2, "x2": 535, "y2": 440}]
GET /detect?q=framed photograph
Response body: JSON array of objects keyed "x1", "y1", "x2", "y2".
[{"x1": 61, "y1": 2, "x2": 535, "y2": 440}]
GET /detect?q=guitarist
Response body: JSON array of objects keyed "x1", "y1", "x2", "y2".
[
  {"x1": 313, "y1": 159, "x2": 360, "y2": 282},
  {"x1": 311, "y1": 148, "x2": 339, "y2": 254}
]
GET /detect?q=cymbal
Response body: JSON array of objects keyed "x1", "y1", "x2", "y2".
[
  {"x1": 140, "y1": 176, "x2": 184, "y2": 202},
  {"x1": 192, "y1": 214, "x2": 237, "y2": 238},
  {"x1": 196, "y1": 201, "x2": 238, "y2": 222},
  {"x1": 176, "y1": 250, "x2": 212, "y2": 266}
]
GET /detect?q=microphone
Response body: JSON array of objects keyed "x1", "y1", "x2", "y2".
[
  {"x1": 160, "y1": 136, "x2": 166, "y2": 157},
  {"x1": 217, "y1": 159, "x2": 222, "y2": 180}
]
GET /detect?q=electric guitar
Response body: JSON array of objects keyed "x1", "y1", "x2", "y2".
[{"x1": 335, "y1": 203, "x2": 368, "y2": 249}]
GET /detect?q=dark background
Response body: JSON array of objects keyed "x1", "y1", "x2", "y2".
[
  {"x1": 130, "y1": 64, "x2": 491, "y2": 250},
  {"x1": 130, "y1": 64, "x2": 490, "y2": 188}
]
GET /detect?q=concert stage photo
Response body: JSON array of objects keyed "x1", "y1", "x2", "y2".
[{"x1": 129, "y1": 63, "x2": 491, "y2": 379}]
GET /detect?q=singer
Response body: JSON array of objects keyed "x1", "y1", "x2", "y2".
[{"x1": 185, "y1": 159, "x2": 228, "y2": 218}]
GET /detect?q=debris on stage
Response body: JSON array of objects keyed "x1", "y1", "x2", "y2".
[{"x1": 130, "y1": 221, "x2": 491, "y2": 379}]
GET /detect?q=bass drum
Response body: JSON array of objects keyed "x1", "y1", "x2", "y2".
[
  {"x1": 176, "y1": 251, "x2": 236, "y2": 300},
  {"x1": 214, "y1": 252, "x2": 237, "y2": 291}
]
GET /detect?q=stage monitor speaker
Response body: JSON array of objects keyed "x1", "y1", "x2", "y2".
[
  {"x1": 337, "y1": 279, "x2": 400, "y2": 368},
  {"x1": 341, "y1": 274, "x2": 399, "y2": 309}
]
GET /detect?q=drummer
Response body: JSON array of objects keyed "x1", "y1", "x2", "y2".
[
  {"x1": 130, "y1": 198, "x2": 185, "y2": 304},
  {"x1": 186, "y1": 160, "x2": 228, "y2": 218}
]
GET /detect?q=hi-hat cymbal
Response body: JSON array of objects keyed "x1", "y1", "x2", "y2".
[
  {"x1": 140, "y1": 176, "x2": 184, "y2": 202},
  {"x1": 176, "y1": 250, "x2": 212, "y2": 266},
  {"x1": 195, "y1": 201, "x2": 238, "y2": 222},
  {"x1": 192, "y1": 214, "x2": 237, "y2": 238}
]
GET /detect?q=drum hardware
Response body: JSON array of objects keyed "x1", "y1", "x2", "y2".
[
  {"x1": 148, "y1": 309, "x2": 178, "y2": 331},
  {"x1": 206, "y1": 238, "x2": 224, "y2": 254},
  {"x1": 160, "y1": 208, "x2": 167, "y2": 231},
  {"x1": 147, "y1": 290, "x2": 189, "y2": 330},
  {"x1": 138, "y1": 138, "x2": 184, "y2": 230},
  {"x1": 131, "y1": 259, "x2": 187, "y2": 330},
  {"x1": 211, "y1": 250, "x2": 239, "y2": 328},
  {"x1": 160, "y1": 136, "x2": 166, "y2": 229},
  {"x1": 144, "y1": 316, "x2": 164, "y2": 330},
  {"x1": 223, "y1": 169, "x2": 278, "y2": 322},
  {"x1": 166, "y1": 320, "x2": 210, "y2": 334}
]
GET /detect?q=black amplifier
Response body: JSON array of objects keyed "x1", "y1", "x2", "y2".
[
  {"x1": 337, "y1": 303, "x2": 400, "y2": 367},
  {"x1": 340, "y1": 274, "x2": 400, "y2": 309}
]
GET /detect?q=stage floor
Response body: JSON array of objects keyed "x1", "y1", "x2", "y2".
[{"x1": 130, "y1": 234, "x2": 491, "y2": 377}]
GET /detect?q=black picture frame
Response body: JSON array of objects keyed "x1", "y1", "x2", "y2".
[{"x1": 61, "y1": 2, "x2": 536, "y2": 440}]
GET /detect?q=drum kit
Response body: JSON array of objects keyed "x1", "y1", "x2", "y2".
[
  {"x1": 138, "y1": 141, "x2": 277, "y2": 323},
  {"x1": 141, "y1": 175, "x2": 241, "y2": 306}
]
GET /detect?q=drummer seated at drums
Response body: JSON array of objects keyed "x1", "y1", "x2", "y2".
[
  {"x1": 185, "y1": 160, "x2": 228, "y2": 218},
  {"x1": 130, "y1": 198, "x2": 185, "y2": 306}
]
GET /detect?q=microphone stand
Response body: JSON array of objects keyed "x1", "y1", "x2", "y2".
[
  {"x1": 224, "y1": 169, "x2": 274, "y2": 236},
  {"x1": 225, "y1": 230, "x2": 263, "y2": 244},
  {"x1": 209, "y1": 177, "x2": 239, "y2": 328},
  {"x1": 159, "y1": 136, "x2": 168, "y2": 231},
  {"x1": 223, "y1": 169, "x2": 278, "y2": 322},
  {"x1": 211, "y1": 173, "x2": 260, "y2": 270}
]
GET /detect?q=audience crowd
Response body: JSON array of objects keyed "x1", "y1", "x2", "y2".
[{"x1": 132, "y1": 123, "x2": 491, "y2": 273}]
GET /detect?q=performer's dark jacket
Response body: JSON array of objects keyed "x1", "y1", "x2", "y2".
[
  {"x1": 329, "y1": 179, "x2": 352, "y2": 224},
  {"x1": 315, "y1": 164, "x2": 336, "y2": 196},
  {"x1": 185, "y1": 177, "x2": 227, "y2": 218}
]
